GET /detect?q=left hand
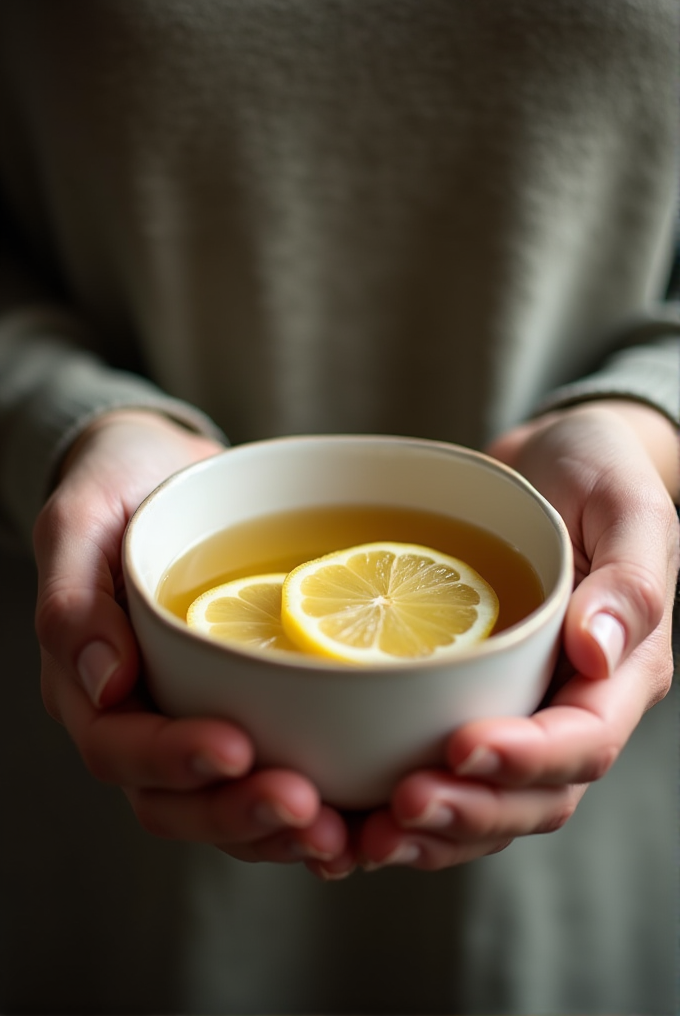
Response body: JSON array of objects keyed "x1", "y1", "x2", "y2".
[
  {"x1": 34, "y1": 410, "x2": 352, "y2": 873},
  {"x1": 318, "y1": 401, "x2": 679, "y2": 875}
]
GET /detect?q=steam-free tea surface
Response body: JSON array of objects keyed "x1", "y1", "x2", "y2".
[{"x1": 157, "y1": 504, "x2": 544, "y2": 636}]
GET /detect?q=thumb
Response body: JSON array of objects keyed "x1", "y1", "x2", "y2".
[
  {"x1": 34, "y1": 495, "x2": 140, "y2": 711},
  {"x1": 563, "y1": 483, "x2": 678, "y2": 681}
]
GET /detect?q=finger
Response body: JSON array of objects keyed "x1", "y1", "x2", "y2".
[
  {"x1": 391, "y1": 769, "x2": 584, "y2": 839},
  {"x1": 446, "y1": 623, "x2": 672, "y2": 788},
  {"x1": 302, "y1": 810, "x2": 366, "y2": 879},
  {"x1": 564, "y1": 474, "x2": 678, "y2": 680},
  {"x1": 50, "y1": 658, "x2": 254, "y2": 787},
  {"x1": 34, "y1": 493, "x2": 138, "y2": 708},
  {"x1": 127, "y1": 769, "x2": 323, "y2": 846},
  {"x1": 359, "y1": 809, "x2": 513, "y2": 872},
  {"x1": 304, "y1": 848, "x2": 359, "y2": 881},
  {"x1": 226, "y1": 806, "x2": 350, "y2": 866}
]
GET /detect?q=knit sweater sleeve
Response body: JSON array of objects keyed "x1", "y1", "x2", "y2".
[
  {"x1": 0, "y1": 243, "x2": 226, "y2": 551},
  {"x1": 534, "y1": 302, "x2": 680, "y2": 425}
]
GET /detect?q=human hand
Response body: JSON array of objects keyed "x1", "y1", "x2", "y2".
[
  {"x1": 34, "y1": 411, "x2": 351, "y2": 870},
  {"x1": 352, "y1": 401, "x2": 679, "y2": 872}
]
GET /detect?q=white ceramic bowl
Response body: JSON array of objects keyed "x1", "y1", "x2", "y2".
[{"x1": 123, "y1": 435, "x2": 573, "y2": 808}]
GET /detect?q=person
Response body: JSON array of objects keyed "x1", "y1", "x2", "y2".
[{"x1": 0, "y1": 1, "x2": 678, "y2": 1012}]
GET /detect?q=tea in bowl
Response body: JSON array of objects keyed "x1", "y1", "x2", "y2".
[{"x1": 122, "y1": 434, "x2": 573, "y2": 809}]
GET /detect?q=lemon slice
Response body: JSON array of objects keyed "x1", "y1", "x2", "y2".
[
  {"x1": 186, "y1": 574, "x2": 298, "y2": 652},
  {"x1": 281, "y1": 542, "x2": 499, "y2": 665}
]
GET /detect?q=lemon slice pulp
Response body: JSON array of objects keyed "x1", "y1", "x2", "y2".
[
  {"x1": 186, "y1": 573, "x2": 298, "y2": 652},
  {"x1": 280, "y1": 542, "x2": 499, "y2": 665}
]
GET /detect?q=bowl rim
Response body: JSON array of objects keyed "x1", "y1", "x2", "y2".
[{"x1": 122, "y1": 433, "x2": 574, "y2": 676}]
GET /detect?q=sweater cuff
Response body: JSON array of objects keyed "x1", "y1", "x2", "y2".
[
  {"x1": 0, "y1": 314, "x2": 227, "y2": 550},
  {"x1": 534, "y1": 311, "x2": 680, "y2": 426}
]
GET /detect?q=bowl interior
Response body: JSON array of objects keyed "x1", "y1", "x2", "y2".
[{"x1": 126, "y1": 436, "x2": 569, "y2": 615}]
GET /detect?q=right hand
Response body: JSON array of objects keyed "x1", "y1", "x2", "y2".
[{"x1": 33, "y1": 410, "x2": 352, "y2": 872}]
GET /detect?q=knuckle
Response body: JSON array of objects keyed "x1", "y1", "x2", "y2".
[
  {"x1": 636, "y1": 576, "x2": 666, "y2": 630},
  {"x1": 475, "y1": 810, "x2": 504, "y2": 841},
  {"x1": 33, "y1": 493, "x2": 89, "y2": 559},
  {"x1": 34, "y1": 582, "x2": 85, "y2": 650},
  {"x1": 536, "y1": 787, "x2": 580, "y2": 834},
  {"x1": 537, "y1": 803, "x2": 576, "y2": 834},
  {"x1": 476, "y1": 785, "x2": 527, "y2": 839},
  {"x1": 619, "y1": 564, "x2": 666, "y2": 633},
  {"x1": 464, "y1": 790, "x2": 519, "y2": 842},
  {"x1": 578, "y1": 744, "x2": 620, "y2": 783}
]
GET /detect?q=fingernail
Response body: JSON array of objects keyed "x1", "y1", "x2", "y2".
[
  {"x1": 406, "y1": 802, "x2": 454, "y2": 830},
  {"x1": 363, "y1": 843, "x2": 421, "y2": 871},
  {"x1": 289, "y1": 840, "x2": 336, "y2": 862},
  {"x1": 253, "y1": 800, "x2": 304, "y2": 829},
  {"x1": 587, "y1": 612, "x2": 626, "y2": 675},
  {"x1": 317, "y1": 865, "x2": 354, "y2": 882},
  {"x1": 77, "y1": 640, "x2": 120, "y2": 706},
  {"x1": 191, "y1": 754, "x2": 243, "y2": 780},
  {"x1": 455, "y1": 746, "x2": 502, "y2": 777}
]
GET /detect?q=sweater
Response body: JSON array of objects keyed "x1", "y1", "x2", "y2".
[
  {"x1": 0, "y1": 4, "x2": 678, "y2": 1014},
  {"x1": 0, "y1": 0, "x2": 678, "y2": 549}
]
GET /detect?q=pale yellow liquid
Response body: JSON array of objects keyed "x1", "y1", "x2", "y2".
[{"x1": 157, "y1": 504, "x2": 544, "y2": 636}]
